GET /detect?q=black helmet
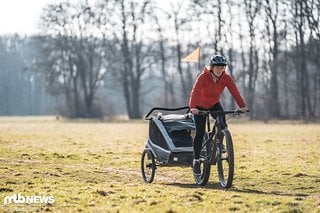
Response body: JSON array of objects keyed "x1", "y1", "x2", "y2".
[{"x1": 209, "y1": 55, "x2": 228, "y2": 66}]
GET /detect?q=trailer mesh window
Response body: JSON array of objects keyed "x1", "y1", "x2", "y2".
[
  {"x1": 149, "y1": 119, "x2": 169, "y2": 150},
  {"x1": 169, "y1": 129, "x2": 193, "y2": 147}
]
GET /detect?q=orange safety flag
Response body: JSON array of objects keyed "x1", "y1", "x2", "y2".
[{"x1": 182, "y1": 47, "x2": 200, "y2": 62}]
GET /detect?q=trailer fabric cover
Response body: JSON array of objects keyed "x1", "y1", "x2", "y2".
[
  {"x1": 161, "y1": 117, "x2": 195, "y2": 148},
  {"x1": 162, "y1": 119, "x2": 195, "y2": 133}
]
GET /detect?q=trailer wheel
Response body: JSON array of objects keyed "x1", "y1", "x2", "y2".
[{"x1": 141, "y1": 149, "x2": 156, "y2": 183}]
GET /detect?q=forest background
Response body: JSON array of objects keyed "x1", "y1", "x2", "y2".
[{"x1": 0, "y1": 0, "x2": 319, "y2": 121}]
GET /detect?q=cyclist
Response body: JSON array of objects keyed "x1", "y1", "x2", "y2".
[{"x1": 189, "y1": 55, "x2": 248, "y2": 175}]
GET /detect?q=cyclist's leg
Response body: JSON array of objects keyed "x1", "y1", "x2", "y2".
[
  {"x1": 193, "y1": 114, "x2": 206, "y2": 159},
  {"x1": 193, "y1": 114, "x2": 207, "y2": 175}
]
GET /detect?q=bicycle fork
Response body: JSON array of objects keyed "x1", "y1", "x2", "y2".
[{"x1": 206, "y1": 114, "x2": 222, "y2": 165}]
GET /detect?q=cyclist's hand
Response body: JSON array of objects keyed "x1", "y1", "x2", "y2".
[
  {"x1": 240, "y1": 107, "x2": 249, "y2": 112},
  {"x1": 190, "y1": 108, "x2": 199, "y2": 115}
]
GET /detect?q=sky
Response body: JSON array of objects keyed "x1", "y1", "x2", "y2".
[
  {"x1": 0, "y1": 0, "x2": 175, "y2": 36},
  {"x1": 0, "y1": 0, "x2": 54, "y2": 35}
]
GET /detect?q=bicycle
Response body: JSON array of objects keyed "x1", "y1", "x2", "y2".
[{"x1": 193, "y1": 109, "x2": 249, "y2": 188}]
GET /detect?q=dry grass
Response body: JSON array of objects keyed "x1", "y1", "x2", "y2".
[{"x1": 0, "y1": 117, "x2": 319, "y2": 212}]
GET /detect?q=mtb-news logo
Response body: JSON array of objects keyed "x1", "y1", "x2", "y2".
[{"x1": 3, "y1": 193, "x2": 55, "y2": 205}]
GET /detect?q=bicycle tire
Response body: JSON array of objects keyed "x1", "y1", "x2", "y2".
[
  {"x1": 194, "y1": 133, "x2": 211, "y2": 186},
  {"x1": 141, "y1": 149, "x2": 156, "y2": 183},
  {"x1": 217, "y1": 129, "x2": 234, "y2": 188}
]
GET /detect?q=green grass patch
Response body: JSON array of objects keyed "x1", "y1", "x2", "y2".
[{"x1": 0, "y1": 117, "x2": 319, "y2": 212}]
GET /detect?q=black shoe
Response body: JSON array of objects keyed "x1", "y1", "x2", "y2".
[
  {"x1": 193, "y1": 159, "x2": 201, "y2": 175},
  {"x1": 222, "y1": 144, "x2": 226, "y2": 153}
]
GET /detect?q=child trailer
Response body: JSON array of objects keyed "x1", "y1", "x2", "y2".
[{"x1": 141, "y1": 106, "x2": 195, "y2": 183}]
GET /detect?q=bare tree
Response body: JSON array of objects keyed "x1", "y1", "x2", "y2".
[
  {"x1": 291, "y1": 0, "x2": 312, "y2": 119},
  {"x1": 37, "y1": 1, "x2": 109, "y2": 118},
  {"x1": 264, "y1": 0, "x2": 281, "y2": 118},
  {"x1": 243, "y1": 0, "x2": 261, "y2": 117},
  {"x1": 281, "y1": 7, "x2": 290, "y2": 118},
  {"x1": 152, "y1": 13, "x2": 177, "y2": 107},
  {"x1": 104, "y1": 0, "x2": 152, "y2": 118},
  {"x1": 304, "y1": 0, "x2": 320, "y2": 117},
  {"x1": 0, "y1": 36, "x2": 51, "y2": 115},
  {"x1": 226, "y1": 0, "x2": 237, "y2": 110},
  {"x1": 170, "y1": 1, "x2": 190, "y2": 104},
  {"x1": 192, "y1": 0, "x2": 225, "y2": 54}
]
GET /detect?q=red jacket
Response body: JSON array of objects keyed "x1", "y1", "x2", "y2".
[{"x1": 189, "y1": 67, "x2": 246, "y2": 109}]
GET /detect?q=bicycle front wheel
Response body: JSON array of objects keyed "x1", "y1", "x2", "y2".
[
  {"x1": 194, "y1": 132, "x2": 211, "y2": 186},
  {"x1": 217, "y1": 129, "x2": 234, "y2": 188}
]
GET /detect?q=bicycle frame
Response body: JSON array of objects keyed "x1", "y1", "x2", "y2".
[
  {"x1": 199, "y1": 110, "x2": 249, "y2": 165},
  {"x1": 200, "y1": 110, "x2": 229, "y2": 165}
]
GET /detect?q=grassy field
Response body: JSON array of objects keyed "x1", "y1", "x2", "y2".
[{"x1": 0, "y1": 117, "x2": 319, "y2": 212}]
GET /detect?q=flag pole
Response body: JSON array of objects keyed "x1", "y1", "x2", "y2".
[{"x1": 197, "y1": 46, "x2": 201, "y2": 75}]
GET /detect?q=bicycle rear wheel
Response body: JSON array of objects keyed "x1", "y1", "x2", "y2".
[
  {"x1": 194, "y1": 133, "x2": 211, "y2": 186},
  {"x1": 217, "y1": 129, "x2": 234, "y2": 188}
]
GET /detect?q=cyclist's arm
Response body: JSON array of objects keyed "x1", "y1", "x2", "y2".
[
  {"x1": 225, "y1": 75, "x2": 246, "y2": 108},
  {"x1": 189, "y1": 72, "x2": 206, "y2": 109}
]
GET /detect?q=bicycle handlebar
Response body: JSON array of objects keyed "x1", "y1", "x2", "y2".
[
  {"x1": 197, "y1": 109, "x2": 250, "y2": 116},
  {"x1": 144, "y1": 107, "x2": 249, "y2": 119}
]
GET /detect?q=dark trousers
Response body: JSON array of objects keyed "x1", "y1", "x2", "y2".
[{"x1": 193, "y1": 103, "x2": 226, "y2": 159}]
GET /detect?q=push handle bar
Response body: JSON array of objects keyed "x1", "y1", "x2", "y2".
[{"x1": 144, "y1": 106, "x2": 190, "y2": 120}]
